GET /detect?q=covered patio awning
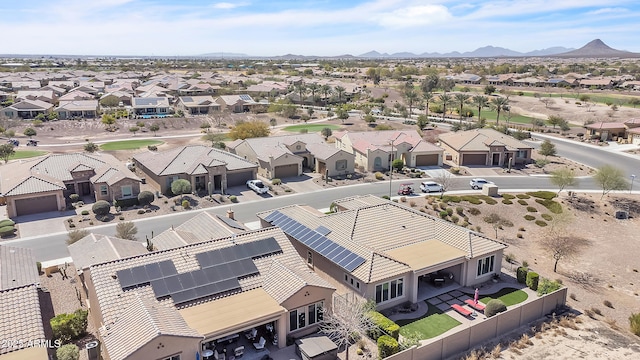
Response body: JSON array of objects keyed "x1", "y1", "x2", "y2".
[
  {"x1": 386, "y1": 239, "x2": 466, "y2": 271},
  {"x1": 179, "y1": 288, "x2": 285, "y2": 339}
]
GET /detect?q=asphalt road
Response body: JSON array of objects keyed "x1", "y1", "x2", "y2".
[{"x1": 7, "y1": 134, "x2": 639, "y2": 262}]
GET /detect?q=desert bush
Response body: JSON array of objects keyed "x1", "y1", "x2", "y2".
[
  {"x1": 229, "y1": 195, "x2": 238, "y2": 203},
  {"x1": 455, "y1": 206, "x2": 464, "y2": 215},
  {"x1": 502, "y1": 199, "x2": 513, "y2": 204},
  {"x1": 592, "y1": 308, "x2": 602, "y2": 316},
  {"x1": 526, "y1": 206, "x2": 537, "y2": 212},
  {"x1": 399, "y1": 196, "x2": 406, "y2": 202},
  {"x1": 81, "y1": 210, "x2": 89, "y2": 216},
  {"x1": 524, "y1": 214, "x2": 535, "y2": 221},
  {"x1": 485, "y1": 299, "x2": 507, "y2": 318},
  {"x1": 517, "y1": 199, "x2": 528, "y2": 205},
  {"x1": 0, "y1": 219, "x2": 15, "y2": 227},
  {"x1": 516, "y1": 194, "x2": 530, "y2": 199},
  {"x1": 535, "y1": 220, "x2": 548, "y2": 227},
  {"x1": 516, "y1": 233, "x2": 524, "y2": 238},
  {"x1": 137, "y1": 209, "x2": 145, "y2": 214},
  {"x1": 369, "y1": 311, "x2": 400, "y2": 340},
  {"x1": 537, "y1": 278, "x2": 562, "y2": 295},
  {"x1": 439, "y1": 211, "x2": 448, "y2": 219},
  {"x1": 114, "y1": 197, "x2": 138, "y2": 208},
  {"x1": 502, "y1": 194, "x2": 516, "y2": 200},
  {"x1": 603, "y1": 300, "x2": 614, "y2": 308},
  {"x1": 92, "y1": 200, "x2": 111, "y2": 216},
  {"x1": 541, "y1": 213, "x2": 553, "y2": 221},
  {"x1": 526, "y1": 272, "x2": 540, "y2": 291},
  {"x1": 377, "y1": 335, "x2": 399, "y2": 358},
  {"x1": 504, "y1": 253, "x2": 516, "y2": 264},
  {"x1": 374, "y1": 172, "x2": 384, "y2": 180},
  {"x1": 516, "y1": 266, "x2": 529, "y2": 284},
  {"x1": 439, "y1": 202, "x2": 447, "y2": 210},
  {"x1": 446, "y1": 207, "x2": 453, "y2": 215},
  {"x1": 468, "y1": 207, "x2": 481, "y2": 215},
  {"x1": 69, "y1": 193, "x2": 80, "y2": 203},
  {"x1": 56, "y1": 344, "x2": 80, "y2": 360},
  {"x1": 409, "y1": 200, "x2": 416, "y2": 207},
  {"x1": 51, "y1": 309, "x2": 88, "y2": 343},
  {"x1": 0, "y1": 225, "x2": 15, "y2": 237},
  {"x1": 629, "y1": 313, "x2": 640, "y2": 336},
  {"x1": 450, "y1": 215, "x2": 459, "y2": 224},
  {"x1": 182, "y1": 199, "x2": 190, "y2": 209},
  {"x1": 570, "y1": 293, "x2": 577, "y2": 301},
  {"x1": 137, "y1": 190, "x2": 155, "y2": 206}
]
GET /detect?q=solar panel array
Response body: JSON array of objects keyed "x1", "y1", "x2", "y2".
[
  {"x1": 264, "y1": 211, "x2": 366, "y2": 272},
  {"x1": 315, "y1": 225, "x2": 332, "y2": 236},
  {"x1": 239, "y1": 94, "x2": 252, "y2": 101},
  {"x1": 116, "y1": 238, "x2": 282, "y2": 306}
]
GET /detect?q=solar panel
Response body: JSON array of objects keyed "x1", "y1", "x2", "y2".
[
  {"x1": 151, "y1": 278, "x2": 171, "y2": 298},
  {"x1": 178, "y1": 272, "x2": 196, "y2": 290},
  {"x1": 239, "y1": 94, "x2": 252, "y2": 101},
  {"x1": 315, "y1": 225, "x2": 332, "y2": 236},
  {"x1": 159, "y1": 260, "x2": 178, "y2": 277},
  {"x1": 191, "y1": 270, "x2": 208, "y2": 287},
  {"x1": 131, "y1": 266, "x2": 149, "y2": 285},
  {"x1": 164, "y1": 275, "x2": 183, "y2": 293},
  {"x1": 117, "y1": 268, "x2": 136, "y2": 289},
  {"x1": 171, "y1": 288, "x2": 198, "y2": 305},
  {"x1": 145, "y1": 262, "x2": 162, "y2": 281}
]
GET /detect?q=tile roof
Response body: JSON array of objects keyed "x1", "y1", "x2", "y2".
[
  {"x1": 133, "y1": 145, "x2": 257, "y2": 176},
  {"x1": 237, "y1": 133, "x2": 341, "y2": 162},
  {"x1": 132, "y1": 97, "x2": 170, "y2": 108},
  {"x1": 152, "y1": 212, "x2": 245, "y2": 251},
  {"x1": 55, "y1": 100, "x2": 99, "y2": 111},
  {"x1": 0, "y1": 285, "x2": 46, "y2": 355},
  {"x1": 178, "y1": 95, "x2": 217, "y2": 106},
  {"x1": 0, "y1": 245, "x2": 40, "y2": 290},
  {"x1": 68, "y1": 234, "x2": 148, "y2": 271},
  {"x1": 340, "y1": 130, "x2": 425, "y2": 154},
  {"x1": 58, "y1": 90, "x2": 94, "y2": 101},
  {"x1": 439, "y1": 128, "x2": 533, "y2": 152},
  {"x1": 5, "y1": 99, "x2": 53, "y2": 111},
  {"x1": 585, "y1": 122, "x2": 627, "y2": 130}
]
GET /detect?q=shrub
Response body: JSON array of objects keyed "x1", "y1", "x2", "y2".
[
  {"x1": 368, "y1": 311, "x2": 400, "y2": 340},
  {"x1": 502, "y1": 199, "x2": 513, "y2": 204},
  {"x1": 450, "y1": 215, "x2": 459, "y2": 224},
  {"x1": 56, "y1": 344, "x2": 80, "y2": 360},
  {"x1": 535, "y1": 199, "x2": 563, "y2": 214},
  {"x1": 504, "y1": 253, "x2": 516, "y2": 264},
  {"x1": 36, "y1": 261, "x2": 42, "y2": 274},
  {"x1": 439, "y1": 211, "x2": 448, "y2": 219},
  {"x1": 455, "y1": 207, "x2": 464, "y2": 215},
  {"x1": 229, "y1": 195, "x2": 238, "y2": 203},
  {"x1": 272, "y1": 178, "x2": 282, "y2": 185},
  {"x1": 516, "y1": 266, "x2": 529, "y2": 284},
  {"x1": 603, "y1": 300, "x2": 614, "y2": 308},
  {"x1": 524, "y1": 214, "x2": 535, "y2": 221},
  {"x1": 0, "y1": 219, "x2": 15, "y2": 227},
  {"x1": 51, "y1": 309, "x2": 88, "y2": 343},
  {"x1": 527, "y1": 191, "x2": 557, "y2": 200},
  {"x1": 377, "y1": 335, "x2": 399, "y2": 359},
  {"x1": 537, "y1": 278, "x2": 562, "y2": 296},
  {"x1": 92, "y1": 200, "x2": 111, "y2": 216},
  {"x1": 541, "y1": 213, "x2": 553, "y2": 221},
  {"x1": 517, "y1": 199, "x2": 528, "y2": 205},
  {"x1": 485, "y1": 299, "x2": 507, "y2": 318},
  {"x1": 535, "y1": 220, "x2": 548, "y2": 227},
  {"x1": 516, "y1": 194, "x2": 530, "y2": 199},
  {"x1": 69, "y1": 193, "x2": 80, "y2": 203},
  {"x1": 439, "y1": 202, "x2": 447, "y2": 210},
  {"x1": 137, "y1": 190, "x2": 155, "y2": 206},
  {"x1": 114, "y1": 197, "x2": 139, "y2": 208},
  {"x1": 171, "y1": 179, "x2": 192, "y2": 197},
  {"x1": 0, "y1": 225, "x2": 16, "y2": 236},
  {"x1": 81, "y1": 210, "x2": 89, "y2": 216},
  {"x1": 526, "y1": 206, "x2": 537, "y2": 212},
  {"x1": 502, "y1": 194, "x2": 516, "y2": 200},
  {"x1": 182, "y1": 199, "x2": 190, "y2": 209},
  {"x1": 526, "y1": 272, "x2": 540, "y2": 291},
  {"x1": 446, "y1": 208, "x2": 453, "y2": 215},
  {"x1": 468, "y1": 207, "x2": 481, "y2": 216},
  {"x1": 137, "y1": 209, "x2": 146, "y2": 214},
  {"x1": 630, "y1": 313, "x2": 640, "y2": 336}
]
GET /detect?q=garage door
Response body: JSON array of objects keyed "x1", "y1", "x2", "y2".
[
  {"x1": 274, "y1": 164, "x2": 298, "y2": 179},
  {"x1": 226, "y1": 170, "x2": 254, "y2": 187},
  {"x1": 415, "y1": 154, "x2": 439, "y2": 166},
  {"x1": 462, "y1": 154, "x2": 487, "y2": 166},
  {"x1": 15, "y1": 195, "x2": 58, "y2": 216}
]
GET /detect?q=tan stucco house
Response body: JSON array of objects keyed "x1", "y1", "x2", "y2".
[
  {"x1": 175, "y1": 95, "x2": 221, "y2": 115},
  {"x1": 0, "y1": 153, "x2": 140, "y2": 218},
  {"x1": 439, "y1": 128, "x2": 533, "y2": 167}
]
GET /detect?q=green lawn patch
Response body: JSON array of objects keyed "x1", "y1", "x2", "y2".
[
  {"x1": 502, "y1": 194, "x2": 516, "y2": 200},
  {"x1": 541, "y1": 213, "x2": 553, "y2": 221},
  {"x1": 282, "y1": 124, "x2": 341, "y2": 132},
  {"x1": 440, "y1": 195, "x2": 462, "y2": 203},
  {"x1": 524, "y1": 214, "x2": 536, "y2": 221},
  {"x1": 526, "y1": 191, "x2": 556, "y2": 200},
  {"x1": 502, "y1": 199, "x2": 513, "y2": 205},
  {"x1": 9, "y1": 150, "x2": 48, "y2": 160},
  {"x1": 476, "y1": 288, "x2": 529, "y2": 306},
  {"x1": 535, "y1": 198, "x2": 563, "y2": 214},
  {"x1": 100, "y1": 140, "x2": 164, "y2": 151},
  {"x1": 477, "y1": 195, "x2": 498, "y2": 205},
  {"x1": 517, "y1": 199, "x2": 528, "y2": 205},
  {"x1": 398, "y1": 302, "x2": 461, "y2": 339},
  {"x1": 516, "y1": 194, "x2": 530, "y2": 199}
]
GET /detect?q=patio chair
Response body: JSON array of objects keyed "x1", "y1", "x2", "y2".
[
  {"x1": 244, "y1": 328, "x2": 257, "y2": 340},
  {"x1": 464, "y1": 299, "x2": 486, "y2": 312},
  {"x1": 451, "y1": 303, "x2": 472, "y2": 317},
  {"x1": 214, "y1": 349, "x2": 225, "y2": 360},
  {"x1": 253, "y1": 336, "x2": 266, "y2": 351},
  {"x1": 234, "y1": 346, "x2": 244, "y2": 357}
]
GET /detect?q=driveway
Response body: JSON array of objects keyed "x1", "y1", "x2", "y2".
[
  {"x1": 464, "y1": 166, "x2": 502, "y2": 177},
  {"x1": 417, "y1": 166, "x2": 450, "y2": 178},
  {"x1": 13, "y1": 211, "x2": 73, "y2": 238},
  {"x1": 278, "y1": 173, "x2": 324, "y2": 193}
]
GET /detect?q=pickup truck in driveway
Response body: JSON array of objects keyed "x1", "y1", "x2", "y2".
[{"x1": 246, "y1": 179, "x2": 269, "y2": 195}]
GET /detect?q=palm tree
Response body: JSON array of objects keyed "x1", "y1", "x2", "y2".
[
  {"x1": 404, "y1": 86, "x2": 419, "y2": 119},
  {"x1": 439, "y1": 93, "x2": 453, "y2": 121},
  {"x1": 491, "y1": 96, "x2": 510, "y2": 125},
  {"x1": 422, "y1": 91, "x2": 434, "y2": 118},
  {"x1": 307, "y1": 83, "x2": 320, "y2": 105},
  {"x1": 295, "y1": 83, "x2": 307, "y2": 105},
  {"x1": 320, "y1": 85, "x2": 333, "y2": 105},
  {"x1": 472, "y1": 95, "x2": 489, "y2": 121},
  {"x1": 454, "y1": 93, "x2": 471, "y2": 122},
  {"x1": 334, "y1": 85, "x2": 346, "y2": 103}
]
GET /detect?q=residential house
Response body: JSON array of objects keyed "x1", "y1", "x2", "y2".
[
  {"x1": 0, "y1": 153, "x2": 140, "y2": 218},
  {"x1": 1, "y1": 99, "x2": 53, "y2": 119},
  {"x1": 15, "y1": 90, "x2": 56, "y2": 104},
  {"x1": 68, "y1": 85, "x2": 100, "y2": 96},
  {"x1": 10, "y1": 81, "x2": 41, "y2": 90},
  {"x1": 228, "y1": 133, "x2": 355, "y2": 179},
  {"x1": 333, "y1": 130, "x2": 443, "y2": 172},
  {"x1": 0, "y1": 245, "x2": 48, "y2": 359},
  {"x1": 245, "y1": 81, "x2": 289, "y2": 97},
  {"x1": 100, "y1": 91, "x2": 133, "y2": 106},
  {"x1": 256, "y1": 195, "x2": 507, "y2": 311},
  {"x1": 585, "y1": 122, "x2": 627, "y2": 141},
  {"x1": 451, "y1": 73, "x2": 482, "y2": 84},
  {"x1": 133, "y1": 145, "x2": 258, "y2": 195},
  {"x1": 177, "y1": 83, "x2": 221, "y2": 96},
  {"x1": 438, "y1": 128, "x2": 533, "y2": 166},
  {"x1": 47, "y1": 80, "x2": 75, "y2": 90},
  {"x1": 131, "y1": 97, "x2": 171, "y2": 118},
  {"x1": 39, "y1": 84, "x2": 67, "y2": 97},
  {"x1": 75, "y1": 226, "x2": 335, "y2": 360},
  {"x1": 55, "y1": 100, "x2": 99, "y2": 119},
  {"x1": 175, "y1": 96, "x2": 221, "y2": 115},
  {"x1": 58, "y1": 90, "x2": 95, "y2": 102},
  {"x1": 578, "y1": 78, "x2": 614, "y2": 89},
  {"x1": 216, "y1": 94, "x2": 259, "y2": 113}
]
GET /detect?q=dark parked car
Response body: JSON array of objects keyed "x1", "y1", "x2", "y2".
[
  {"x1": 26, "y1": 139, "x2": 38, "y2": 146},
  {"x1": 7, "y1": 139, "x2": 19, "y2": 146}
]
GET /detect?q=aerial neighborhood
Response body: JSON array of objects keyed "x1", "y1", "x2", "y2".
[{"x1": 1, "y1": 44, "x2": 640, "y2": 360}]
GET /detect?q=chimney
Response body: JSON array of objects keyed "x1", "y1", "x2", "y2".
[{"x1": 227, "y1": 209, "x2": 235, "y2": 220}]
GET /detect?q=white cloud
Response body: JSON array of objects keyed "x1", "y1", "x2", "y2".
[
  {"x1": 211, "y1": 2, "x2": 248, "y2": 9},
  {"x1": 376, "y1": 4, "x2": 453, "y2": 28}
]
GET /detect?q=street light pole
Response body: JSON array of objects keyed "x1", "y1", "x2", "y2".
[
  {"x1": 388, "y1": 138, "x2": 395, "y2": 199},
  {"x1": 631, "y1": 174, "x2": 636, "y2": 194}
]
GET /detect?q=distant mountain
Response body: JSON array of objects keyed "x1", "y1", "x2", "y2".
[
  {"x1": 524, "y1": 46, "x2": 574, "y2": 56},
  {"x1": 358, "y1": 45, "x2": 572, "y2": 58},
  {"x1": 556, "y1": 39, "x2": 639, "y2": 57},
  {"x1": 200, "y1": 52, "x2": 249, "y2": 58}
]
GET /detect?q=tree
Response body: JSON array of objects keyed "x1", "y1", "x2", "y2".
[
  {"x1": 101, "y1": 114, "x2": 116, "y2": 130},
  {"x1": 335, "y1": 108, "x2": 349, "y2": 122},
  {"x1": 23, "y1": 127, "x2": 37, "y2": 138},
  {"x1": 366, "y1": 67, "x2": 381, "y2": 85},
  {"x1": 629, "y1": 98, "x2": 640, "y2": 108},
  {"x1": 539, "y1": 212, "x2": 589, "y2": 272},
  {"x1": 416, "y1": 114, "x2": 429, "y2": 130},
  {"x1": 307, "y1": 83, "x2": 321, "y2": 104},
  {"x1": 439, "y1": 93, "x2": 452, "y2": 121},
  {"x1": 202, "y1": 132, "x2": 227, "y2": 147},
  {"x1": 0, "y1": 143, "x2": 15, "y2": 163},
  {"x1": 593, "y1": 165, "x2": 628, "y2": 199},
  {"x1": 116, "y1": 221, "x2": 138, "y2": 240},
  {"x1": 295, "y1": 83, "x2": 307, "y2": 104},
  {"x1": 129, "y1": 126, "x2": 139, "y2": 135},
  {"x1": 420, "y1": 74, "x2": 439, "y2": 94},
  {"x1": 84, "y1": 142, "x2": 99, "y2": 153},
  {"x1": 550, "y1": 168, "x2": 577, "y2": 194},
  {"x1": 547, "y1": 115, "x2": 563, "y2": 128},
  {"x1": 171, "y1": 179, "x2": 192, "y2": 199},
  {"x1": 100, "y1": 96, "x2": 120, "y2": 108},
  {"x1": 472, "y1": 95, "x2": 489, "y2": 121},
  {"x1": 320, "y1": 294, "x2": 376, "y2": 360},
  {"x1": 531, "y1": 118, "x2": 545, "y2": 130},
  {"x1": 491, "y1": 96, "x2": 509, "y2": 125},
  {"x1": 454, "y1": 93, "x2": 471, "y2": 121},
  {"x1": 56, "y1": 344, "x2": 80, "y2": 360},
  {"x1": 483, "y1": 213, "x2": 514, "y2": 238},
  {"x1": 229, "y1": 121, "x2": 270, "y2": 140},
  {"x1": 484, "y1": 85, "x2": 496, "y2": 95},
  {"x1": 422, "y1": 91, "x2": 434, "y2": 118},
  {"x1": 92, "y1": 200, "x2": 111, "y2": 216},
  {"x1": 391, "y1": 158, "x2": 404, "y2": 172},
  {"x1": 437, "y1": 78, "x2": 455, "y2": 93},
  {"x1": 321, "y1": 127, "x2": 333, "y2": 140},
  {"x1": 320, "y1": 84, "x2": 333, "y2": 104},
  {"x1": 66, "y1": 229, "x2": 89, "y2": 245},
  {"x1": 403, "y1": 84, "x2": 419, "y2": 119},
  {"x1": 307, "y1": 107, "x2": 314, "y2": 118},
  {"x1": 538, "y1": 139, "x2": 557, "y2": 158},
  {"x1": 334, "y1": 85, "x2": 346, "y2": 103},
  {"x1": 137, "y1": 190, "x2": 155, "y2": 206},
  {"x1": 148, "y1": 123, "x2": 160, "y2": 136},
  {"x1": 434, "y1": 171, "x2": 454, "y2": 199}
]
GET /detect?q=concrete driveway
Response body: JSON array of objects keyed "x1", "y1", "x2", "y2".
[{"x1": 13, "y1": 211, "x2": 73, "y2": 238}]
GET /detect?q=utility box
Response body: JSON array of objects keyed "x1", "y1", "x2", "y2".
[
  {"x1": 86, "y1": 341, "x2": 100, "y2": 360},
  {"x1": 483, "y1": 184, "x2": 499, "y2": 197}
]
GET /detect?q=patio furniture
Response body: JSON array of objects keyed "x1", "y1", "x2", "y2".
[
  {"x1": 451, "y1": 304, "x2": 472, "y2": 317},
  {"x1": 253, "y1": 336, "x2": 266, "y2": 351},
  {"x1": 244, "y1": 328, "x2": 257, "y2": 340},
  {"x1": 217, "y1": 333, "x2": 239, "y2": 345},
  {"x1": 234, "y1": 346, "x2": 244, "y2": 357},
  {"x1": 214, "y1": 349, "x2": 225, "y2": 360},
  {"x1": 464, "y1": 299, "x2": 486, "y2": 312},
  {"x1": 202, "y1": 349, "x2": 214, "y2": 360}
]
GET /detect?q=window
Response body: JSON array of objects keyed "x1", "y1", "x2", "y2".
[
  {"x1": 375, "y1": 278, "x2": 404, "y2": 304},
  {"x1": 374, "y1": 157, "x2": 382, "y2": 168},
  {"x1": 121, "y1": 185, "x2": 133, "y2": 198},
  {"x1": 343, "y1": 274, "x2": 360, "y2": 290},
  {"x1": 100, "y1": 185, "x2": 108, "y2": 196},
  {"x1": 335, "y1": 159, "x2": 347, "y2": 171},
  {"x1": 289, "y1": 301, "x2": 324, "y2": 332},
  {"x1": 517, "y1": 150, "x2": 527, "y2": 158},
  {"x1": 477, "y1": 255, "x2": 495, "y2": 277}
]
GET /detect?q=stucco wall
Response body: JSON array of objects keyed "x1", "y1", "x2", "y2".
[
  {"x1": 324, "y1": 151, "x2": 355, "y2": 177},
  {"x1": 5, "y1": 190, "x2": 65, "y2": 218},
  {"x1": 108, "y1": 335, "x2": 201, "y2": 360},
  {"x1": 462, "y1": 251, "x2": 503, "y2": 287}
]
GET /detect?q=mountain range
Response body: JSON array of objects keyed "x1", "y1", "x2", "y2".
[{"x1": 199, "y1": 39, "x2": 639, "y2": 59}]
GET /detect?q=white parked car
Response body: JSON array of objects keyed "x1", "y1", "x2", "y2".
[
  {"x1": 420, "y1": 181, "x2": 444, "y2": 193},
  {"x1": 246, "y1": 179, "x2": 269, "y2": 194},
  {"x1": 469, "y1": 178, "x2": 494, "y2": 190}
]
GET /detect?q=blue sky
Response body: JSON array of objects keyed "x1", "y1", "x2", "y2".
[{"x1": 2, "y1": 0, "x2": 640, "y2": 56}]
